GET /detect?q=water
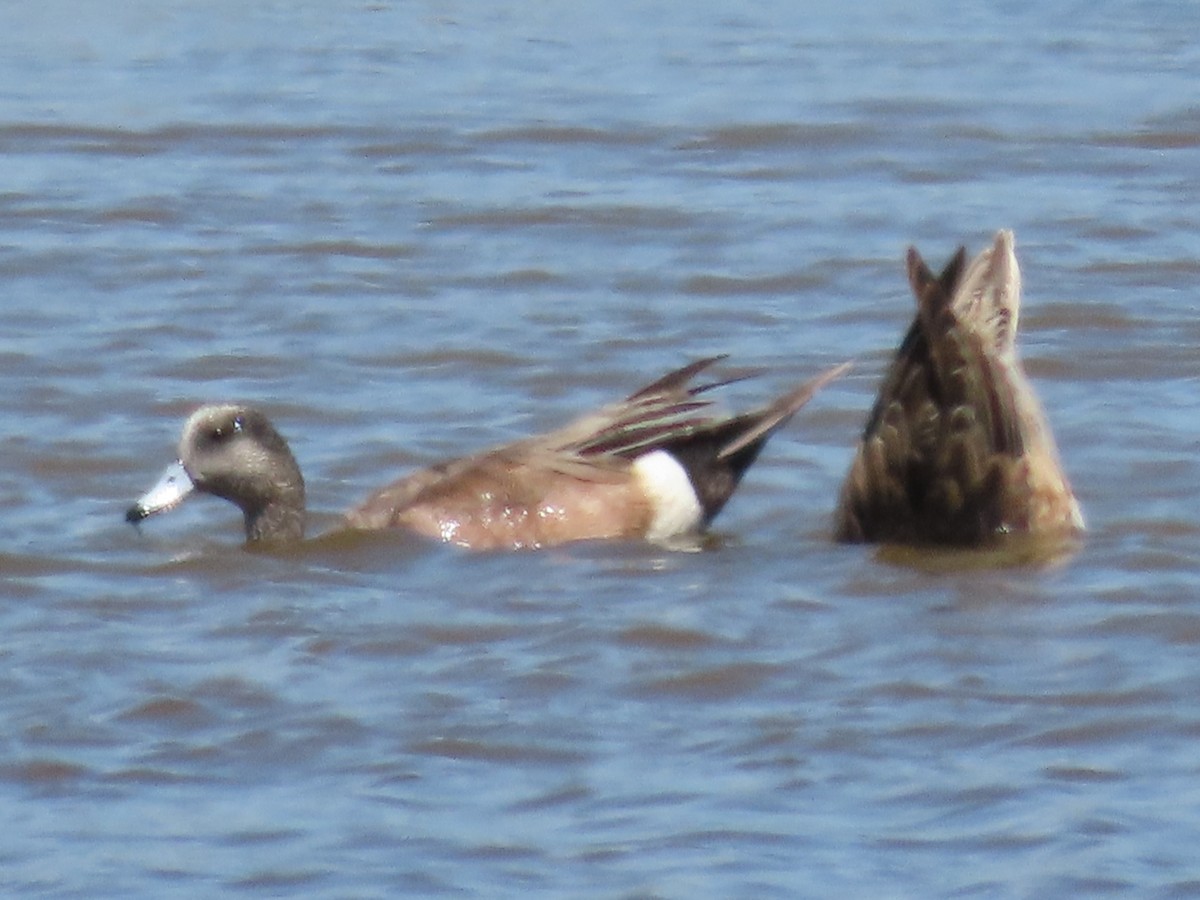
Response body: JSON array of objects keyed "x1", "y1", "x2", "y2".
[{"x1": 3, "y1": 1, "x2": 1200, "y2": 896}]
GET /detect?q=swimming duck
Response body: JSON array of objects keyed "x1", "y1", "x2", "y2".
[
  {"x1": 834, "y1": 230, "x2": 1083, "y2": 545},
  {"x1": 128, "y1": 356, "x2": 846, "y2": 549}
]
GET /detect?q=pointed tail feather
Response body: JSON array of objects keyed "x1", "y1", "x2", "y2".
[
  {"x1": 625, "y1": 355, "x2": 728, "y2": 401},
  {"x1": 908, "y1": 245, "x2": 967, "y2": 332},
  {"x1": 718, "y1": 362, "x2": 851, "y2": 460},
  {"x1": 951, "y1": 229, "x2": 1021, "y2": 354}
]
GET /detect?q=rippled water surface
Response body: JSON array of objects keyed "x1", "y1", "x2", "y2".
[{"x1": 4, "y1": 2, "x2": 1200, "y2": 896}]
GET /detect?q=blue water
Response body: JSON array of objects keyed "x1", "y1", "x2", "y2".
[{"x1": 3, "y1": 1, "x2": 1200, "y2": 896}]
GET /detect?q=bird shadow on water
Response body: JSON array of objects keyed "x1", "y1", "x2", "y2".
[
  {"x1": 232, "y1": 524, "x2": 726, "y2": 609},
  {"x1": 871, "y1": 532, "x2": 1084, "y2": 576},
  {"x1": 824, "y1": 531, "x2": 1088, "y2": 617}
]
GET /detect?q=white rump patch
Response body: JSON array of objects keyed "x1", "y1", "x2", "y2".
[{"x1": 632, "y1": 449, "x2": 704, "y2": 541}]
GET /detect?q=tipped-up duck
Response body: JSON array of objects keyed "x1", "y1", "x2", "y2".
[{"x1": 834, "y1": 230, "x2": 1083, "y2": 546}]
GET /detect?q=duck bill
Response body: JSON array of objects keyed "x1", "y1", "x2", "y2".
[{"x1": 126, "y1": 460, "x2": 195, "y2": 524}]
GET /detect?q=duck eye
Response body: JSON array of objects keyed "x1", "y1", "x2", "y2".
[
  {"x1": 204, "y1": 415, "x2": 245, "y2": 446},
  {"x1": 209, "y1": 422, "x2": 239, "y2": 444}
]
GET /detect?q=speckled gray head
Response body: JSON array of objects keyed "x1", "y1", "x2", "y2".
[{"x1": 125, "y1": 404, "x2": 307, "y2": 543}]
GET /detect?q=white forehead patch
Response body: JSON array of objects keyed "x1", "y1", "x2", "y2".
[{"x1": 632, "y1": 449, "x2": 704, "y2": 542}]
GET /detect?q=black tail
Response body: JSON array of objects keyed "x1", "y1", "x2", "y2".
[{"x1": 664, "y1": 363, "x2": 849, "y2": 524}]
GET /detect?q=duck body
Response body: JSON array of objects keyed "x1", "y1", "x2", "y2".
[
  {"x1": 128, "y1": 356, "x2": 845, "y2": 549},
  {"x1": 834, "y1": 230, "x2": 1083, "y2": 546}
]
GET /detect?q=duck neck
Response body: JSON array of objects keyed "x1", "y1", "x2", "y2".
[{"x1": 243, "y1": 477, "x2": 306, "y2": 543}]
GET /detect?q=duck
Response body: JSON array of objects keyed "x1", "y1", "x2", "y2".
[
  {"x1": 833, "y1": 229, "x2": 1083, "y2": 546},
  {"x1": 127, "y1": 356, "x2": 847, "y2": 549}
]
